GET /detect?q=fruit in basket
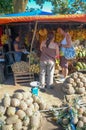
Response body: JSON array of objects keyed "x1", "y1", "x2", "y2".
[{"x1": 11, "y1": 61, "x2": 29, "y2": 73}]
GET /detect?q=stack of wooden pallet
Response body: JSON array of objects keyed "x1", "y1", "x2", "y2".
[{"x1": 14, "y1": 72, "x2": 34, "y2": 86}]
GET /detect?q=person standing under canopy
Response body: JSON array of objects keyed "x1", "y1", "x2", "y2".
[
  {"x1": 57, "y1": 27, "x2": 72, "y2": 81},
  {"x1": 40, "y1": 32, "x2": 59, "y2": 91}
]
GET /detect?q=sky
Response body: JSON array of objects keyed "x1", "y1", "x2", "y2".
[{"x1": 27, "y1": 0, "x2": 52, "y2": 12}]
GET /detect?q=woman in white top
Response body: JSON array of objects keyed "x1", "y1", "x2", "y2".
[{"x1": 58, "y1": 28, "x2": 72, "y2": 80}]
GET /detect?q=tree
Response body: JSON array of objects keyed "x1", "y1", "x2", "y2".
[
  {"x1": 0, "y1": 0, "x2": 13, "y2": 14},
  {"x1": 0, "y1": 0, "x2": 28, "y2": 14},
  {"x1": 35, "y1": 0, "x2": 86, "y2": 14},
  {"x1": 13, "y1": 0, "x2": 28, "y2": 13}
]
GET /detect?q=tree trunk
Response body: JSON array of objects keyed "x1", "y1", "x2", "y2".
[{"x1": 13, "y1": 0, "x2": 28, "y2": 13}]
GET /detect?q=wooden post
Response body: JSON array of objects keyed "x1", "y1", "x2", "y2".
[
  {"x1": 29, "y1": 21, "x2": 38, "y2": 66},
  {"x1": 30, "y1": 21, "x2": 38, "y2": 53},
  {"x1": 6, "y1": 25, "x2": 11, "y2": 51}
]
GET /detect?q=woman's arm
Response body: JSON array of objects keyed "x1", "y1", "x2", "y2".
[
  {"x1": 55, "y1": 44, "x2": 59, "y2": 59},
  {"x1": 40, "y1": 41, "x2": 45, "y2": 51},
  {"x1": 56, "y1": 45, "x2": 59, "y2": 57},
  {"x1": 14, "y1": 44, "x2": 23, "y2": 52}
]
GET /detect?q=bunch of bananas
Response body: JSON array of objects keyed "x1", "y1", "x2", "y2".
[
  {"x1": 69, "y1": 29, "x2": 86, "y2": 41},
  {"x1": 29, "y1": 52, "x2": 39, "y2": 65},
  {"x1": 36, "y1": 28, "x2": 86, "y2": 43},
  {"x1": 76, "y1": 62, "x2": 86, "y2": 71},
  {"x1": 1, "y1": 34, "x2": 8, "y2": 45},
  {"x1": 55, "y1": 32, "x2": 63, "y2": 43},
  {"x1": 29, "y1": 64, "x2": 40, "y2": 74},
  {"x1": 25, "y1": 35, "x2": 29, "y2": 46},
  {"x1": 39, "y1": 28, "x2": 48, "y2": 43},
  {"x1": 76, "y1": 49, "x2": 86, "y2": 58}
]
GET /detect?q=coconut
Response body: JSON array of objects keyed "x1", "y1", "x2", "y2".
[
  {"x1": 66, "y1": 87, "x2": 75, "y2": 95},
  {"x1": 62, "y1": 87, "x2": 68, "y2": 93},
  {"x1": 73, "y1": 116, "x2": 78, "y2": 124},
  {"x1": 83, "y1": 82, "x2": 86, "y2": 88},
  {"x1": 65, "y1": 84, "x2": 72, "y2": 89},
  {"x1": 77, "y1": 87, "x2": 85, "y2": 94},
  {"x1": 72, "y1": 82, "x2": 77, "y2": 88},
  {"x1": 71, "y1": 73, "x2": 78, "y2": 79},
  {"x1": 77, "y1": 120, "x2": 84, "y2": 128},
  {"x1": 83, "y1": 112, "x2": 86, "y2": 116},
  {"x1": 76, "y1": 79, "x2": 81, "y2": 84},
  {"x1": 81, "y1": 116, "x2": 86, "y2": 123},
  {"x1": 13, "y1": 92, "x2": 23, "y2": 100},
  {"x1": 77, "y1": 82, "x2": 84, "y2": 88},
  {"x1": 78, "y1": 73, "x2": 84, "y2": 77},
  {"x1": 78, "y1": 108, "x2": 84, "y2": 114},
  {"x1": 75, "y1": 105, "x2": 80, "y2": 109},
  {"x1": 78, "y1": 114, "x2": 83, "y2": 119},
  {"x1": 66, "y1": 78, "x2": 74, "y2": 84},
  {"x1": 78, "y1": 75, "x2": 84, "y2": 79},
  {"x1": 81, "y1": 77, "x2": 86, "y2": 83},
  {"x1": 62, "y1": 118, "x2": 69, "y2": 125}
]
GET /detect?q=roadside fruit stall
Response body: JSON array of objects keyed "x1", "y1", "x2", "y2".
[
  {"x1": 0, "y1": 14, "x2": 86, "y2": 130},
  {"x1": 0, "y1": 13, "x2": 86, "y2": 83}
]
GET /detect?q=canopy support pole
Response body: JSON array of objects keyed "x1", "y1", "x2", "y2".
[
  {"x1": 6, "y1": 25, "x2": 11, "y2": 51},
  {"x1": 29, "y1": 21, "x2": 38, "y2": 66}
]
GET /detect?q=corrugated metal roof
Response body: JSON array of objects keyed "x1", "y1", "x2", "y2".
[{"x1": 0, "y1": 13, "x2": 86, "y2": 25}]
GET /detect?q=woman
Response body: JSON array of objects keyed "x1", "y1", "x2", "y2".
[
  {"x1": 40, "y1": 32, "x2": 59, "y2": 91},
  {"x1": 14, "y1": 36, "x2": 24, "y2": 62},
  {"x1": 58, "y1": 27, "x2": 72, "y2": 81}
]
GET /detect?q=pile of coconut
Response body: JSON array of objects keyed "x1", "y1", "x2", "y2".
[
  {"x1": 0, "y1": 91, "x2": 47, "y2": 130},
  {"x1": 75, "y1": 105, "x2": 86, "y2": 129},
  {"x1": 62, "y1": 72, "x2": 86, "y2": 95}
]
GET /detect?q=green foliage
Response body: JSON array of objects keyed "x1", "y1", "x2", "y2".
[
  {"x1": 0, "y1": 0, "x2": 13, "y2": 14},
  {"x1": 0, "y1": 0, "x2": 86, "y2": 15},
  {"x1": 35, "y1": 0, "x2": 86, "y2": 14}
]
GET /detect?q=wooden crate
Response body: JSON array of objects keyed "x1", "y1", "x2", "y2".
[{"x1": 14, "y1": 72, "x2": 34, "y2": 86}]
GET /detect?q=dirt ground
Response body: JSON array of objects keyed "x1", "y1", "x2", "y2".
[{"x1": 0, "y1": 75, "x2": 65, "y2": 130}]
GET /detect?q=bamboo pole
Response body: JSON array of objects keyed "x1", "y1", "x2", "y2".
[{"x1": 29, "y1": 21, "x2": 38, "y2": 66}]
